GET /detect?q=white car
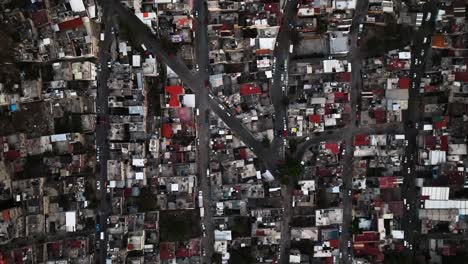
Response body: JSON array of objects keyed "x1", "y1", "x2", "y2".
[
  {"x1": 407, "y1": 167, "x2": 411, "y2": 174},
  {"x1": 96, "y1": 181, "x2": 101, "y2": 190},
  {"x1": 425, "y1": 13, "x2": 431, "y2": 21}
]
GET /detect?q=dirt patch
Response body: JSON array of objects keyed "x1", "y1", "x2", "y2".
[{"x1": 0, "y1": 102, "x2": 54, "y2": 137}]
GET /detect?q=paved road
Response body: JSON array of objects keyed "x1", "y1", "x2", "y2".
[
  {"x1": 337, "y1": 1, "x2": 369, "y2": 261},
  {"x1": 268, "y1": 1, "x2": 300, "y2": 262},
  {"x1": 192, "y1": 1, "x2": 215, "y2": 262},
  {"x1": 96, "y1": 0, "x2": 115, "y2": 263},
  {"x1": 270, "y1": 0, "x2": 299, "y2": 163},
  {"x1": 401, "y1": 0, "x2": 438, "y2": 260},
  {"x1": 112, "y1": 3, "x2": 272, "y2": 167}
]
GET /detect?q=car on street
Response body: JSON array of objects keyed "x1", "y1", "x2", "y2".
[
  {"x1": 96, "y1": 181, "x2": 101, "y2": 190},
  {"x1": 425, "y1": 13, "x2": 431, "y2": 21}
]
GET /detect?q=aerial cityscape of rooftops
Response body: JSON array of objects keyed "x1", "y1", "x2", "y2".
[{"x1": 0, "y1": 0, "x2": 466, "y2": 263}]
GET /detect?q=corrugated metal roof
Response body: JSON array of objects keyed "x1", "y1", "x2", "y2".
[{"x1": 421, "y1": 187, "x2": 450, "y2": 200}]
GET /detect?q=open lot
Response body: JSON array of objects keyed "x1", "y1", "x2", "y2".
[{"x1": 159, "y1": 210, "x2": 202, "y2": 241}]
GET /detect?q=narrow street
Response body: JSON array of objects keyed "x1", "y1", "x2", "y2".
[
  {"x1": 192, "y1": 0, "x2": 215, "y2": 262},
  {"x1": 268, "y1": 0, "x2": 300, "y2": 262},
  {"x1": 270, "y1": 0, "x2": 299, "y2": 164},
  {"x1": 402, "y1": 0, "x2": 438, "y2": 260},
  {"x1": 338, "y1": 0, "x2": 369, "y2": 262},
  {"x1": 96, "y1": 0, "x2": 115, "y2": 263}
]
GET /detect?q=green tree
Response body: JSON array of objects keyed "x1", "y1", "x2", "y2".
[
  {"x1": 262, "y1": 135, "x2": 270, "y2": 148},
  {"x1": 160, "y1": 35, "x2": 181, "y2": 55},
  {"x1": 279, "y1": 155, "x2": 303, "y2": 185}
]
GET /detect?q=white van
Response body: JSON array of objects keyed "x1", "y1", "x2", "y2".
[
  {"x1": 289, "y1": 44, "x2": 293, "y2": 53},
  {"x1": 100, "y1": 232, "x2": 105, "y2": 240},
  {"x1": 200, "y1": 208, "x2": 205, "y2": 218}
]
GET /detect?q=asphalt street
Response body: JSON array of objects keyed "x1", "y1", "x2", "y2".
[
  {"x1": 96, "y1": 0, "x2": 115, "y2": 263},
  {"x1": 267, "y1": 0, "x2": 300, "y2": 262},
  {"x1": 192, "y1": 0, "x2": 215, "y2": 262},
  {"x1": 401, "y1": 0, "x2": 438, "y2": 260},
  {"x1": 270, "y1": 0, "x2": 299, "y2": 164},
  {"x1": 336, "y1": 1, "x2": 369, "y2": 261}
]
